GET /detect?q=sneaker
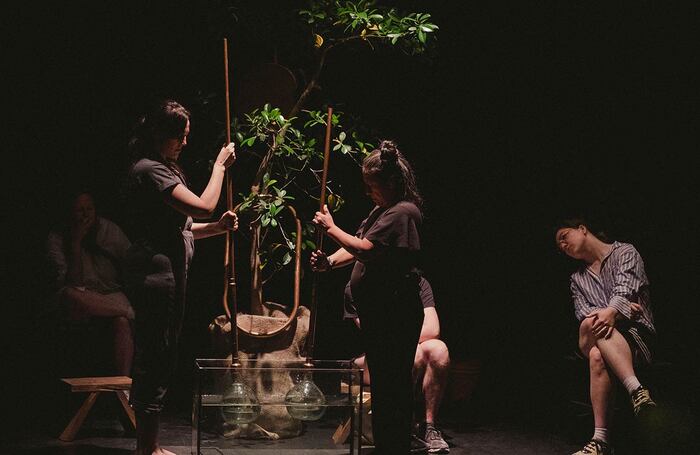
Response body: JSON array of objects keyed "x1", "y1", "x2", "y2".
[
  {"x1": 572, "y1": 439, "x2": 614, "y2": 455},
  {"x1": 423, "y1": 423, "x2": 449, "y2": 453},
  {"x1": 410, "y1": 434, "x2": 429, "y2": 453},
  {"x1": 631, "y1": 385, "x2": 656, "y2": 416}
]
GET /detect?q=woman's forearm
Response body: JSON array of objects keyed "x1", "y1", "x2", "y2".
[
  {"x1": 167, "y1": 165, "x2": 226, "y2": 218},
  {"x1": 326, "y1": 226, "x2": 373, "y2": 256},
  {"x1": 198, "y1": 164, "x2": 227, "y2": 211},
  {"x1": 191, "y1": 222, "x2": 226, "y2": 240},
  {"x1": 328, "y1": 248, "x2": 356, "y2": 268}
]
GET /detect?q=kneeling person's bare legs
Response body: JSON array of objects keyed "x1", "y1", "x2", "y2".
[{"x1": 414, "y1": 339, "x2": 450, "y2": 425}]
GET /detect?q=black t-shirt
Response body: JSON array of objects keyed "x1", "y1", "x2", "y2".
[
  {"x1": 345, "y1": 200, "x2": 422, "y2": 315},
  {"x1": 124, "y1": 158, "x2": 193, "y2": 253},
  {"x1": 344, "y1": 275, "x2": 435, "y2": 319}
]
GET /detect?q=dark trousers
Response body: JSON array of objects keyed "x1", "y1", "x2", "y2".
[
  {"x1": 128, "y1": 251, "x2": 187, "y2": 414},
  {"x1": 359, "y1": 287, "x2": 423, "y2": 454}
]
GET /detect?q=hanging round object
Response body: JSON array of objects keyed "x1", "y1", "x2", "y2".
[
  {"x1": 222, "y1": 381, "x2": 262, "y2": 424},
  {"x1": 284, "y1": 377, "x2": 327, "y2": 421}
]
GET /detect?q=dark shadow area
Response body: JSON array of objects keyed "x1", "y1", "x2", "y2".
[
  {"x1": 3, "y1": 1, "x2": 698, "y2": 453},
  {"x1": 11, "y1": 448, "x2": 132, "y2": 455}
]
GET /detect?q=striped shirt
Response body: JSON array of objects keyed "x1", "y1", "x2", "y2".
[{"x1": 570, "y1": 242, "x2": 655, "y2": 334}]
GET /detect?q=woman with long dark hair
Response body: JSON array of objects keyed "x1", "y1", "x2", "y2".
[
  {"x1": 124, "y1": 100, "x2": 238, "y2": 455},
  {"x1": 311, "y1": 140, "x2": 425, "y2": 453}
]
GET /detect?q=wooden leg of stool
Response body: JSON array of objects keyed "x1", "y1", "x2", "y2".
[
  {"x1": 59, "y1": 391, "x2": 100, "y2": 442},
  {"x1": 332, "y1": 393, "x2": 372, "y2": 445},
  {"x1": 115, "y1": 390, "x2": 136, "y2": 429},
  {"x1": 332, "y1": 417, "x2": 353, "y2": 444}
]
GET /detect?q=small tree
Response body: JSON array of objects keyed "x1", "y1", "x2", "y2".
[{"x1": 229, "y1": 1, "x2": 438, "y2": 313}]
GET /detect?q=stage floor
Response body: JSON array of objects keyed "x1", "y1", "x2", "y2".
[
  {"x1": 1, "y1": 410, "x2": 582, "y2": 455},
  {"x1": 3, "y1": 399, "x2": 695, "y2": 454}
]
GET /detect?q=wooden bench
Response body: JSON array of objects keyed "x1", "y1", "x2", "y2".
[
  {"x1": 59, "y1": 376, "x2": 135, "y2": 442},
  {"x1": 332, "y1": 382, "x2": 372, "y2": 445}
]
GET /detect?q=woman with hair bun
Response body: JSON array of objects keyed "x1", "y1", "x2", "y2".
[
  {"x1": 124, "y1": 99, "x2": 238, "y2": 455},
  {"x1": 311, "y1": 140, "x2": 425, "y2": 453}
]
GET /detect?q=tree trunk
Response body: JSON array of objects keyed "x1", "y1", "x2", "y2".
[{"x1": 249, "y1": 223, "x2": 264, "y2": 315}]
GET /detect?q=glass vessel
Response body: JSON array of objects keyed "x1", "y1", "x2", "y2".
[
  {"x1": 193, "y1": 359, "x2": 364, "y2": 454},
  {"x1": 221, "y1": 379, "x2": 261, "y2": 424},
  {"x1": 284, "y1": 372, "x2": 327, "y2": 421}
]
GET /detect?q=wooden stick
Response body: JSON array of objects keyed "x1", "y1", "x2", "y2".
[
  {"x1": 222, "y1": 38, "x2": 240, "y2": 367},
  {"x1": 305, "y1": 106, "x2": 333, "y2": 366},
  {"x1": 224, "y1": 38, "x2": 232, "y2": 145},
  {"x1": 317, "y1": 106, "x2": 333, "y2": 250}
]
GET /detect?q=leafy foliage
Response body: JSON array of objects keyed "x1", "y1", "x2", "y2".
[
  {"x1": 299, "y1": 0, "x2": 438, "y2": 53},
  {"x1": 234, "y1": 104, "x2": 371, "y2": 274},
  {"x1": 222, "y1": 1, "x2": 437, "y2": 282}
]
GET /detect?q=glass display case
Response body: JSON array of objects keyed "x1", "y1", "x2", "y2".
[{"x1": 192, "y1": 358, "x2": 365, "y2": 454}]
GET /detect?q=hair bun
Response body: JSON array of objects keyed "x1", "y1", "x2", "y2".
[{"x1": 379, "y1": 140, "x2": 399, "y2": 163}]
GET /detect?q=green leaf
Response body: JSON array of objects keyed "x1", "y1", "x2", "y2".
[{"x1": 282, "y1": 252, "x2": 292, "y2": 266}]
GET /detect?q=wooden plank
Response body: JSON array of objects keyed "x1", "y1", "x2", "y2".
[
  {"x1": 333, "y1": 390, "x2": 372, "y2": 444},
  {"x1": 115, "y1": 390, "x2": 136, "y2": 429},
  {"x1": 59, "y1": 391, "x2": 99, "y2": 441},
  {"x1": 61, "y1": 376, "x2": 132, "y2": 392},
  {"x1": 340, "y1": 381, "x2": 361, "y2": 395},
  {"x1": 332, "y1": 417, "x2": 352, "y2": 444}
]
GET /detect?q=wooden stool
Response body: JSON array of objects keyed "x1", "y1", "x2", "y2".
[
  {"x1": 332, "y1": 382, "x2": 373, "y2": 445},
  {"x1": 59, "y1": 376, "x2": 135, "y2": 442}
]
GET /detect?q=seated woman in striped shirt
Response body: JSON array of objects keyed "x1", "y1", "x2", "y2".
[{"x1": 555, "y1": 218, "x2": 656, "y2": 455}]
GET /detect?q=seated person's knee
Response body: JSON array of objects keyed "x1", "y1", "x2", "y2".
[
  {"x1": 112, "y1": 315, "x2": 132, "y2": 330},
  {"x1": 420, "y1": 339, "x2": 450, "y2": 370},
  {"x1": 579, "y1": 317, "x2": 595, "y2": 335},
  {"x1": 414, "y1": 344, "x2": 427, "y2": 370},
  {"x1": 61, "y1": 287, "x2": 90, "y2": 321}
]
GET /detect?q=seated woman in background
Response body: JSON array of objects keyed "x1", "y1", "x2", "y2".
[
  {"x1": 46, "y1": 190, "x2": 134, "y2": 376},
  {"x1": 555, "y1": 217, "x2": 656, "y2": 455}
]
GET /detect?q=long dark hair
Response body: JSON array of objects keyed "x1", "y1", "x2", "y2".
[
  {"x1": 362, "y1": 140, "x2": 423, "y2": 209},
  {"x1": 128, "y1": 99, "x2": 190, "y2": 180}
]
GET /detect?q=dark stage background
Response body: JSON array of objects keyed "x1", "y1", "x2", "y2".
[{"x1": 3, "y1": 0, "x2": 698, "y2": 446}]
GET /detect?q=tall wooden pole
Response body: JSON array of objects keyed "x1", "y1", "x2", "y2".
[
  {"x1": 305, "y1": 106, "x2": 333, "y2": 366},
  {"x1": 222, "y1": 38, "x2": 240, "y2": 367}
]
